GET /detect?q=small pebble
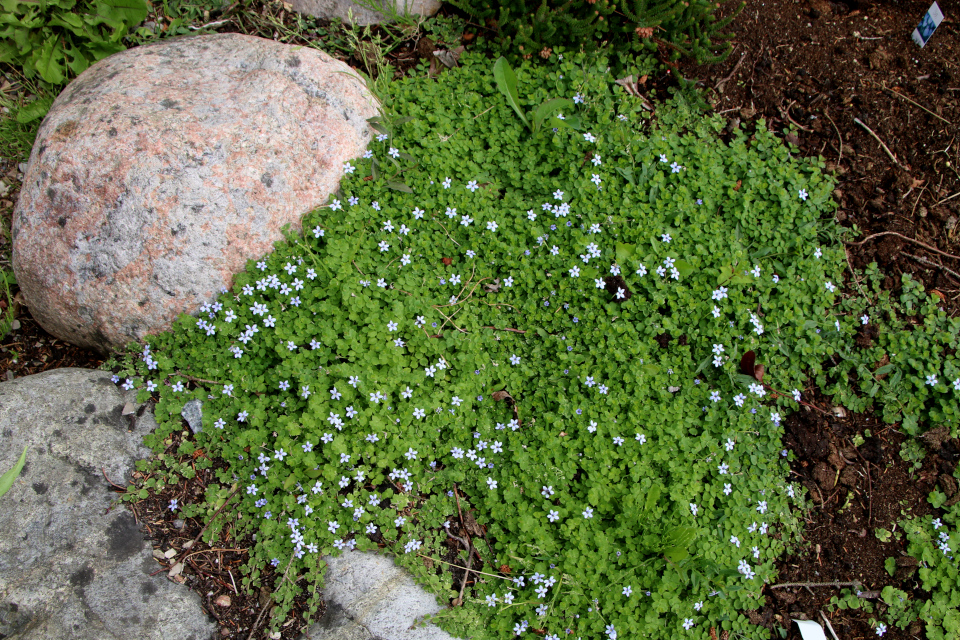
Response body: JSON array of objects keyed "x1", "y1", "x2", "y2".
[
  {"x1": 173, "y1": 519, "x2": 185, "y2": 529},
  {"x1": 214, "y1": 595, "x2": 231, "y2": 607}
]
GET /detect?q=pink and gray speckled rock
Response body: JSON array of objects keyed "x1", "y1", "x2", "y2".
[{"x1": 12, "y1": 33, "x2": 378, "y2": 354}]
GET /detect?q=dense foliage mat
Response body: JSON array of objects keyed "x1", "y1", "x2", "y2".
[{"x1": 113, "y1": 51, "x2": 960, "y2": 638}]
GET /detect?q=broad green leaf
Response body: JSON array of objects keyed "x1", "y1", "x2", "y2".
[
  {"x1": 615, "y1": 243, "x2": 636, "y2": 265},
  {"x1": 615, "y1": 166, "x2": 635, "y2": 185},
  {"x1": 14, "y1": 95, "x2": 52, "y2": 123},
  {"x1": 532, "y1": 97, "x2": 572, "y2": 132},
  {"x1": 33, "y1": 34, "x2": 65, "y2": 84},
  {"x1": 385, "y1": 180, "x2": 413, "y2": 193},
  {"x1": 674, "y1": 259, "x2": 695, "y2": 278},
  {"x1": 0, "y1": 445, "x2": 28, "y2": 499},
  {"x1": 94, "y1": 0, "x2": 148, "y2": 29},
  {"x1": 642, "y1": 483, "x2": 661, "y2": 517},
  {"x1": 492, "y1": 56, "x2": 528, "y2": 130}
]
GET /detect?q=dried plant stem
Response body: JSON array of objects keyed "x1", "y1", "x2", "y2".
[
  {"x1": 416, "y1": 554, "x2": 510, "y2": 581},
  {"x1": 481, "y1": 326, "x2": 526, "y2": 333},
  {"x1": 188, "y1": 484, "x2": 242, "y2": 549},
  {"x1": 846, "y1": 231, "x2": 960, "y2": 262},
  {"x1": 246, "y1": 554, "x2": 295, "y2": 640},
  {"x1": 824, "y1": 109, "x2": 843, "y2": 164},
  {"x1": 853, "y1": 117, "x2": 904, "y2": 168},
  {"x1": 820, "y1": 611, "x2": 841, "y2": 640},
  {"x1": 880, "y1": 82, "x2": 952, "y2": 125},
  {"x1": 174, "y1": 371, "x2": 226, "y2": 385},
  {"x1": 435, "y1": 219, "x2": 461, "y2": 246},
  {"x1": 769, "y1": 580, "x2": 861, "y2": 589},
  {"x1": 903, "y1": 252, "x2": 960, "y2": 282}
]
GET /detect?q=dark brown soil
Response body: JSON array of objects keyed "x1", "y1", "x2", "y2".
[
  {"x1": 2, "y1": 1, "x2": 959, "y2": 638},
  {"x1": 686, "y1": 0, "x2": 960, "y2": 316}
]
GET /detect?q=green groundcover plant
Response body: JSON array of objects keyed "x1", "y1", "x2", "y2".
[
  {"x1": 446, "y1": 0, "x2": 741, "y2": 65},
  {"x1": 110, "y1": 49, "x2": 960, "y2": 638}
]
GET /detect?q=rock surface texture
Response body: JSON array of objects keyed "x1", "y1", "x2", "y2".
[
  {"x1": 12, "y1": 33, "x2": 378, "y2": 354},
  {"x1": 306, "y1": 551, "x2": 456, "y2": 640},
  {"x1": 289, "y1": 0, "x2": 441, "y2": 25},
  {"x1": 0, "y1": 368, "x2": 214, "y2": 640}
]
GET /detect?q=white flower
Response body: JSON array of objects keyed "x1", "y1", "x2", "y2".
[
  {"x1": 486, "y1": 221, "x2": 498, "y2": 232},
  {"x1": 509, "y1": 354, "x2": 521, "y2": 365},
  {"x1": 486, "y1": 477, "x2": 497, "y2": 490},
  {"x1": 442, "y1": 177, "x2": 451, "y2": 189},
  {"x1": 690, "y1": 503, "x2": 698, "y2": 516},
  {"x1": 825, "y1": 281, "x2": 836, "y2": 292},
  {"x1": 683, "y1": 619, "x2": 694, "y2": 630},
  {"x1": 926, "y1": 374, "x2": 938, "y2": 386},
  {"x1": 635, "y1": 433, "x2": 646, "y2": 444},
  {"x1": 799, "y1": 188, "x2": 808, "y2": 201},
  {"x1": 582, "y1": 507, "x2": 594, "y2": 519},
  {"x1": 595, "y1": 278, "x2": 605, "y2": 289},
  {"x1": 343, "y1": 162, "x2": 355, "y2": 174},
  {"x1": 591, "y1": 174, "x2": 601, "y2": 187}
]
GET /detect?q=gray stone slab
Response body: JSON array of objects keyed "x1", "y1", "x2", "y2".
[
  {"x1": 0, "y1": 368, "x2": 215, "y2": 640},
  {"x1": 304, "y1": 551, "x2": 458, "y2": 640}
]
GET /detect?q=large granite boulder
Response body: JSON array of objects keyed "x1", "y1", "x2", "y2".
[
  {"x1": 0, "y1": 368, "x2": 215, "y2": 639},
  {"x1": 12, "y1": 33, "x2": 378, "y2": 354},
  {"x1": 289, "y1": 0, "x2": 442, "y2": 26}
]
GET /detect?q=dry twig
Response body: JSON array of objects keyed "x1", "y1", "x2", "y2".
[
  {"x1": 846, "y1": 231, "x2": 960, "y2": 262},
  {"x1": 820, "y1": 611, "x2": 841, "y2": 640},
  {"x1": 770, "y1": 580, "x2": 862, "y2": 589},
  {"x1": 879, "y1": 82, "x2": 952, "y2": 125},
  {"x1": 854, "y1": 117, "x2": 904, "y2": 168},
  {"x1": 902, "y1": 252, "x2": 960, "y2": 282}
]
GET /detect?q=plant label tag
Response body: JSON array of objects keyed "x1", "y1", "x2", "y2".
[
  {"x1": 912, "y1": 2, "x2": 944, "y2": 48},
  {"x1": 792, "y1": 619, "x2": 827, "y2": 640}
]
